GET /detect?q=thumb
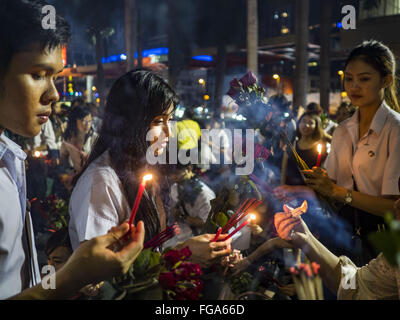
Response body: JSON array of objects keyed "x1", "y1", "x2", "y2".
[{"x1": 283, "y1": 204, "x2": 292, "y2": 214}]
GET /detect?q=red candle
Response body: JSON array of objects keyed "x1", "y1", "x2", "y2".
[
  {"x1": 212, "y1": 227, "x2": 222, "y2": 242},
  {"x1": 223, "y1": 214, "x2": 256, "y2": 241},
  {"x1": 128, "y1": 174, "x2": 152, "y2": 226},
  {"x1": 316, "y1": 144, "x2": 322, "y2": 167}
]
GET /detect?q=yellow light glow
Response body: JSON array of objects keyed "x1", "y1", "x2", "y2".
[
  {"x1": 317, "y1": 143, "x2": 322, "y2": 154},
  {"x1": 143, "y1": 174, "x2": 153, "y2": 182},
  {"x1": 198, "y1": 78, "x2": 205, "y2": 85},
  {"x1": 281, "y1": 27, "x2": 289, "y2": 34},
  {"x1": 92, "y1": 86, "x2": 97, "y2": 91},
  {"x1": 273, "y1": 74, "x2": 280, "y2": 80},
  {"x1": 282, "y1": 12, "x2": 288, "y2": 18},
  {"x1": 249, "y1": 214, "x2": 256, "y2": 221},
  {"x1": 341, "y1": 91, "x2": 347, "y2": 98},
  {"x1": 33, "y1": 151, "x2": 41, "y2": 158},
  {"x1": 204, "y1": 95, "x2": 210, "y2": 101},
  {"x1": 338, "y1": 70, "x2": 344, "y2": 76}
]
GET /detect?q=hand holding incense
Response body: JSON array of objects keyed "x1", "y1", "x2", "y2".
[
  {"x1": 223, "y1": 214, "x2": 256, "y2": 241},
  {"x1": 212, "y1": 227, "x2": 222, "y2": 242}
]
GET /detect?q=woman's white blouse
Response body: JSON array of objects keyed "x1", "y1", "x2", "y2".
[
  {"x1": 324, "y1": 101, "x2": 400, "y2": 196},
  {"x1": 69, "y1": 151, "x2": 131, "y2": 250}
]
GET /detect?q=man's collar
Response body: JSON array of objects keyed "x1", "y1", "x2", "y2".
[{"x1": 0, "y1": 132, "x2": 27, "y2": 161}]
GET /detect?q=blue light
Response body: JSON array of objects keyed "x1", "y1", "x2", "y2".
[
  {"x1": 134, "y1": 47, "x2": 169, "y2": 58},
  {"x1": 192, "y1": 55, "x2": 213, "y2": 62},
  {"x1": 337, "y1": 22, "x2": 342, "y2": 29}
]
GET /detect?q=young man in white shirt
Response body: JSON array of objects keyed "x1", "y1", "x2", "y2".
[{"x1": 0, "y1": 0, "x2": 144, "y2": 299}]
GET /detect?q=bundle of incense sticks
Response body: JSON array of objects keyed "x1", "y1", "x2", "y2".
[
  {"x1": 281, "y1": 132, "x2": 310, "y2": 171},
  {"x1": 290, "y1": 262, "x2": 323, "y2": 300},
  {"x1": 284, "y1": 200, "x2": 308, "y2": 217},
  {"x1": 143, "y1": 223, "x2": 180, "y2": 249},
  {"x1": 221, "y1": 198, "x2": 262, "y2": 234}
]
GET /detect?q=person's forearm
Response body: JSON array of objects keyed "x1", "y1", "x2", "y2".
[
  {"x1": 9, "y1": 266, "x2": 86, "y2": 300},
  {"x1": 246, "y1": 240, "x2": 273, "y2": 263},
  {"x1": 298, "y1": 234, "x2": 342, "y2": 294},
  {"x1": 332, "y1": 186, "x2": 396, "y2": 217}
]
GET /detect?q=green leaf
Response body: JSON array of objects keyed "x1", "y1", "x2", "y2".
[
  {"x1": 148, "y1": 251, "x2": 161, "y2": 269},
  {"x1": 133, "y1": 248, "x2": 152, "y2": 276},
  {"x1": 369, "y1": 231, "x2": 400, "y2": 267}
]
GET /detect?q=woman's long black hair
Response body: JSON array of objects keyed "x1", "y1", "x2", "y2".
[
  {"x1": 75, "y1": 69, "x2": 179, "y2": 241},
  {"x1": 64, "y1": 105, "x2": 93, "y2": 144}
]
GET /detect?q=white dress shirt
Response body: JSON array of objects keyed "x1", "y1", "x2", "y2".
[
  {"x1": 325, "y1": 101, "x2": 400, "y2": 196},
  {"x1": 0, "y1": 133, "x2": 40, "y2": 299},
  {"x1": 26, "y1": 120, "x2": 58, "y2": 152},
  {"x1": 69, "y1": 151, "x2": 131, "y2": 250}
]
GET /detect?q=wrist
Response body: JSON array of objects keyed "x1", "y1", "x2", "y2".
[{"x1": 332, "y1": 186, "x2": 347, "y2": 202}]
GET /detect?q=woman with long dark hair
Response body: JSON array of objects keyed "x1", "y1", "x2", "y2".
[
  {"x1": 68, "y1": 69, "x2": 231, "y2": 267},
  {"x1": 60, "y1": 106, "x2": 97, "y2": 172}
]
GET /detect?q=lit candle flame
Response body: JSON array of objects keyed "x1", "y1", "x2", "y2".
[
  {"x1": 317, "y1": 144, "x2": 322, "y2": 154},
  {"x1": 34, "y1": 151, "x2": 41, "y2": 158},
  {"x1": 143, "y1": 174, "x2": 153, "y2": 182},
  {"x1": 249, "y1": 214, "x2": 256, "y2": 221}
]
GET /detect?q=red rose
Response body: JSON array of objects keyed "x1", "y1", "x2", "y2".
[
  {"x1": 240, "y1": 71, "x2": 258, "y2": 87},
  {"x1": 230, "y1": 78, "x2": 242, "y2": 90},
  {"x1": 163, "y1": 250, "x2": 182, "y2": 266},
  {"x1": 178, "y1": 246, "x2": 192, "y2": 260},
  {"x1": 227, "y1": 87, "x2": 239, "y2": 100},
  {"x1": 174, "y1": 267, "x2": 190, "y2": 281},
  {"x1": 255, "y1": 144, "x2": 270, "y2": 160},
  {"x1": 180, "y1": 262, "x2": 203, "y2": 277},
  {"x1": 159, "y1": 272, "x2": 176, "y2": 289}
]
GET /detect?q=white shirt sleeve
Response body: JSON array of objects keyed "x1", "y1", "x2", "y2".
[
  {"x1": 381, "y1": 124, "x2": 400, "y2": 195},
  {"x1": 324, "y1": 128, "x2": 340, "y2": 181},
  {"x1": 69, "y1": 168, "x2": 129, "y2": 250}
]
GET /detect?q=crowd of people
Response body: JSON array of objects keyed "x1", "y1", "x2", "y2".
[{"x1": 1, "y1": 0, "x2": 399, "y2": 301}]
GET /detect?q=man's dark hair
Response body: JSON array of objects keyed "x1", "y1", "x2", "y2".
[{"x1": 0, "y1": 0, "x2": 71, "y2": 78}]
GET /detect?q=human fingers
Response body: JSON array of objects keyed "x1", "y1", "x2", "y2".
[
  {"x1": 278, "y1": 220, "x2": 301, "y2": 240},
  {"x1": 274, "y1": 212, "x2": 293, "y2": 229}
]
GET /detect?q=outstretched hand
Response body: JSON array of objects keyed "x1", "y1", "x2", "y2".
[
  {"x1": 65, "y1": 221, "x2": 145, "y2": 286},
  {"x1": 274, "y1": 206, "x2": 310, "y2": 245},
  {"x1": 178, "y1": 233, "x2": 232, "y2": 268}
]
